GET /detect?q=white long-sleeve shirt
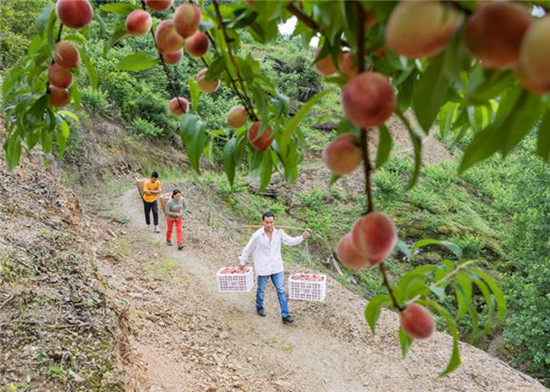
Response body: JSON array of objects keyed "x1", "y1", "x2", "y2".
[{"x1": 239, "y1": 228, "x2": 305, "y2": 276}]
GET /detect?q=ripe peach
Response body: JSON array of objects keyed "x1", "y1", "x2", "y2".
[
  {"x1": 314, "y1": 49, "x2": 341, "y2": 76},
  {"x1": 515, "y1": 64, "x2": 550, "y2": 95},
  {"x1": 519, "y1": 16, "x2": 550, "y2": 91},
  {"x1": 340, "y1": 52, "x2": 358, "y2": 78},
  {"x1": 247, "y1": 121, "x2": 273, "y2": 151},
  {"x1": 55, "y1": 0, "x2": 93, "y2": 29},
  {"x1": 169, "y1": 97, "x2": 189, "y2": 116},
  {"x1": 386, "y1": 0, "x2": 460, "y2": 58},
  {"x1": 465, "y1": 2, "x2": 531, "y2": 69},
  {"x1": 53, "y1": 40, "x2": 80, "y2": 69},
  {"x1": 350, "y1": 212, "x2": 397, "y2": 263},
  {"x1": 196, "y1": 68, "x2": 220, "y2": 93},
  {"x1": 145, "y1": 0, "x2": 173, "y2": 12},
  {"x1": 322, "y1": 133, "x2": 362, "y2": 175},
  {"x1": 49, "y1": 86, "x2": 70, "y2": 107},
  {"x1": 126, "y1": 9, "x2": 152, "y2": 36},
  {"x1": 48, "y1": 63, "x2": 73, "y2": 89},
  {"x1": 342, "y1": 72, "x2": 396, "y2": 128},
  {"x1": 227, "y1": 105, "x2": 248, "y2": 129},
  {"x1": 155, "y1": 20, "x2": 185, "y2": 53},
  {"x1": 185, "y1": 32, "x2": 209, "y2": 58},
  {"x1": 174, "y1": 3, "x2": 201, "y2": 39},
  {"x1": 162, "y1": 49, "x2": 183, "y2": 65},
  {"x1": 400, "y1": 303, "x2": 435, "y2": 339},
  {"x1": 336, "y1": 233, "x2": 371, "y2": 270}
]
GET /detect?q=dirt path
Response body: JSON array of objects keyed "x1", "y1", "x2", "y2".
[{"x1": 98, "y1": 187, "x2": 545, "y2": 392}]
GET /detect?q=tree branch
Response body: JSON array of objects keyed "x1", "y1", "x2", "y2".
[
  {"x1": 380, "y1": 263, "x2": 404, "y2": 312},
  {"x1": 212, "y1": 0, "x2": 258, "y2": 121},
  {"x1": 141, "y1": 0, "x2": 186, "y2": 114},
  {"x1": 285, "y1": 3, "x2": 349, "y2": 48}
]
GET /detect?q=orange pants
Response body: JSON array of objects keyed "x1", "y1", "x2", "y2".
[{"x1": 166, "y1": 218, "x2": 182, "y2": 245}]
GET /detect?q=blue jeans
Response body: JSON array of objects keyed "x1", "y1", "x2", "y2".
[{"x1": 256, "y1": 272, "x2": 289, "y2": 317}]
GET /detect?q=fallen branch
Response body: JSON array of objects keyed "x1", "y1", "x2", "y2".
[
  {"x1": 329, "y1": 254, "x2": 345, "y2": 276},
  {"x1": 0, "y1": 294, "x2": 15, "y2": 311}
]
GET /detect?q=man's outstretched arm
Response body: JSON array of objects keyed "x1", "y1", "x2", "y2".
[{"x1": 281, "y1": 230, "x2": 309, "y2": 246}]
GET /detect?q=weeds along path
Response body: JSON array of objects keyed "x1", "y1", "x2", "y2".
[{"x1": 108, "y1": 187, "x2": 545, "y2": 392}]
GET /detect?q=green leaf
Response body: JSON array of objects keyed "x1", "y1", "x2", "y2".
[
  {"x1": 56, "y1": 118, "x2": 70, "y2": 157},
  {"x1": 46, "y1": 6, "x2": 57, "y2": 52},
  {"x1": 454, "y1": 272, "x2": 479, "y2": 339},
  {"x1": 398, "y1": 327, "x2": 414, "y2": 358},
  {"x1": 206, "y1": 56, "x2": 226, "y2": 80},
  {"x1": 188, "y1": 78, "x2": 201, "y2": 113},
  {"x1": 459, "y1": 89, "x2": 542, "y2": 173},
  {"x1": 258, "y1": 151, "x2": 273, "y2": 191},
  {"x1": 283, "y1": 89, "x2": 333, "y2": 140},
  {"x1": 58, "y1": 110, "x2": 80, "y2": 122},
  {"x1": 364, "y1": 295, "x2": 391, "y2": 334},
  {"x1": 396, "y1": 239, "x2": 412, "y2": 259},
  {"x1": 223, "y1": 138, "x2": 237, "y2": 187},
  {"x1": 429, "y1": 285, "x2": 446, "y2": 302},
  {"x1": 419, "y1": 300, "x2": 461, "y2": 376},
  {"x1": 179, "y1": 114, "x2": 200, "y2": 142},
  {"x1": 413, "y1": 52, "x2": 451, "y2": 133},
  {"x1": 411, "y1": 239, "x2": 462, "y2": 259},
  {"x1": 36, "y1": 7, "x2": 54, "y2": 35},
  {"x1": 376, "y1": 125, "x2": 393, "y2": 169},
  {"x1": 117, "y1": 52, "x2": 158, "y2": 71},
  {"x1": 465, "y1": 68, "x2": 515, "y2": 104},
  {"x1": 100, "y1": 2, "x2": 139, "y2": 16},
  {"x1": 329, "y1": 173, "x2": 341, "y2": 186},
  {"x1": 41, "y1": 126, "x2": 53, "y2": 155},
  {"x1": 396, "y1": 111, "x2": 422, "y2": 189},
  {"x1": 438, "y1": 102, "x2": 458, "y2": 138},
  {"x1": 4, "y1": 133, "x2": 22, "y2": 172},
  {"x1": 104, "y1": 22, "x2": 130, "y2": 56},
  {"x1": 26, "y1": 127, "x2": 41, "y2": 150},
  {"x1": 536, "y1": 110, "x2": 550, "y2": 163},
  {"x1": 471, "y1": 268, "x2": 507, "y2": 325},
  {"x1": 67, "y1": 84, "x2": 79, "y2": 107},
  {"x1": 228, "y1": 10, "x2": 258, "y2": 29},
  {"x1": 63, "y1": 33, "x2": 87, "y2": 46},
  {"x1": 471, "y1": 277, "x2": 495, "y2": 337},
  {"x1": 187, "y1": 121, "x2": 208, "y2": 174}
]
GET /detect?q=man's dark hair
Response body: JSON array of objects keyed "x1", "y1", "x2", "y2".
[
  {"x1": 262, "y1": 211, "x2": 275, "y2": 220},
  {"x1": 151, "y1": 171, "x2": 159, "y2": 178}
]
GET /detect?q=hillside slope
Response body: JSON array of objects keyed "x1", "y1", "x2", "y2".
[
  {"x1": 1, "y1": 115, "x2": 546, "y2": 391},
  {"x1": 103, "y1": 184, "x2": 546, "y2": 391}
]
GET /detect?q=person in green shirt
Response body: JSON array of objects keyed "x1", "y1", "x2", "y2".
[{"x1": 165, "y1": 189, "x2": 187, "y2": 250}]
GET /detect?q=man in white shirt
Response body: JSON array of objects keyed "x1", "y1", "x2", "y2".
[{"x1": 239, "y1": 211, "x2": 310, "y2": 324}]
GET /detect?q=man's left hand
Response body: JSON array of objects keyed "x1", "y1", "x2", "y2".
[{"x1": 302, "y1": 230, "x2": 310, "y2": 239}]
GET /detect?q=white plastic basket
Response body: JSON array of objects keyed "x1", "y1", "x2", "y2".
[
  {"x1": 288, "y1": 273, "x2": 327, "y2": 301},
  {"x1": 217, "y1": 266, "x2": 254, "y2": 293}
]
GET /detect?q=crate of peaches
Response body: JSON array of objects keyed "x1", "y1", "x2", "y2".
[
  {"x1": 216, "y1": 266, "x2": 254, "y2": 293},
  {"x1": 288, "y1": 273, "x2": 327, "y2": 301}
]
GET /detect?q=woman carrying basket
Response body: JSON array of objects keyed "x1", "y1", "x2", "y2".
[{"x1": 165, "y1": 189, "x2": 187, "y2": 250}]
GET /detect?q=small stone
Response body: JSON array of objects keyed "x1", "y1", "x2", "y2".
[{"x1": 219, "y1": 332, "x2": 229, "y2": 340}]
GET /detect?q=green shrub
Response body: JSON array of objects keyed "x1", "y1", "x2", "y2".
[
  {"x1": 81, "y1": 87, "x2": 111, "y2": 115},
  {"x1": 131, "y1": 118, "x2": 164, "y2": 138}
]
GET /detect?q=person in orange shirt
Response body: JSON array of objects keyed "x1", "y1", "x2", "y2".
[{"x1": 143, "y1": 171, "x2": 162, "y2": 232}]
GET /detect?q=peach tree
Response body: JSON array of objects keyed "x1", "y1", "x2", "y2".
[{"x1": 3, "y1": 0, "x2": 550, "y2": 375}]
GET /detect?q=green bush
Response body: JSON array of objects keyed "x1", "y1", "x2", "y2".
[
  {"x1": 81, "y1": 87, "x2": 111, "y2": 115},
  {"x1": 131, "y1": 118, "x2": 164, "y2": 138}
]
